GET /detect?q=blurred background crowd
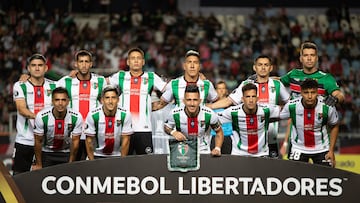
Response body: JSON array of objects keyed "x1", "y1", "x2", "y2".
[{"x1": 0, "y1": 0, "x2": 359, "y2": 150}]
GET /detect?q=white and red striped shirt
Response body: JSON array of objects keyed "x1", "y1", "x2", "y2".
[
  {"x1": 13, "y1": 79, "x2": 56, "y2": 146},
  {"x1": 220, "y1": 104, "x2": 280, "y2": 157},
  {"x1": 229, "y1": 78, "x2": 289, "y2": 144},
  {"x1": 108, "y1": 71, "x2": 166, "y2": 132},
  {"x1": 164, "y1": 106, "x2": 221, "y2": 154},
  {"x1": 229, "y1": 78, "x2": 289, "y2": 105},
  {"x1": 84, "y1": 106, "x2": 133, "y2": 157},
  {"x1": 161, "y1": 76, "x2": 218, "y2": 107},
  {"x1": 57, "y1": 73, "x2": 106, "y2": 139},
  {"x1": 34, "y1": 107, "x2": 83, "y2": 152},
  {"x1": 280, "y1": 97, "x2": 339, "y2": 154}
]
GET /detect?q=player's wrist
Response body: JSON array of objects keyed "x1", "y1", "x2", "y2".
[
  {"x1": 282, "y1": 142, "x2": 288, "y2": 147},
  {"x1": 214, "y1": 146, "x2": 221, "y2": 152},
  {"x1": 170, "y1": 129, "x2": 176, "y2": 136}
]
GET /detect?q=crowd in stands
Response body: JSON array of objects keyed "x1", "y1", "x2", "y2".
[{"x1": 0, "y1": 3, "x2": 360, "y2": 133}]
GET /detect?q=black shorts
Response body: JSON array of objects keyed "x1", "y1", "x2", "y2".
[
  {"x1": 42, "y1": 151, "x2": 70, "y2": 168},
  {"x1": 289, "y1": 150, "x2": 332, "y2": 167},
  {"x1": 12, "y1": 143, "x2": 34, "y2": 175},
  {"x1": 210, "y1": 136, "x2": 232, "y2": 154},
  {"x1": 128, "y1": 132, "x2": 153, "y2": 155},
  {"x1": 75, "y1": 140, "x2": 88, "y2": 161}
]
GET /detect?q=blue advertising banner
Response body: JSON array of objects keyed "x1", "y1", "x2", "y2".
[{"x1": 7, "y1": 155, "x2": 360, "y2": 203}]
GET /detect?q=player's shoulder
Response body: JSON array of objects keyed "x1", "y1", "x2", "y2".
[
  {"x1": 200, "y1": 105, "x2": 214, "y2": 113},
  {"x1": 229, "y1": 104, "x2": 243, "y2": 111},
  {"x1": 172, "y1": 76, "x2": 182, "y2": 82},
  {"x1": 318, "y1": 70, "x2": 336, "y2": 79},
  {"x1": 289, "y1": 68, "x2": 302, "y2": 73},
  {"x1": 90, "y1": 72, "x2": 106, "y2": 79},
  {"x1": 90, "y1": 106, "x2": 103, "y2": 114},
  {"x1": 117, "y1": 106, "x2": 129, "y2": 113},
  {"x1": 171, "y1": 106, "x2": 185, "y2": 114},
  {"x1": 58, "y1": 75, "x2": 74, "y2": 83},
  {"x1": 44, "y1": 78, "x2": 56, "y2": 84},
  {"x1": 288, "y1": 97, "x2": 301, "y2": 104},
  {"x1": 317, "y1": 70, "x2": 329, "y2": 76},
  {"x1": 110, "y1": 70, "x2": 126, "y2": 78},
  {"x1": 39, "y1": 106, "x2": 53, "y2": 117},
  {"x1": 68, "y1": 109, "x2": 82, "y2": 117},
  {"x1": 14, "y1": 80, "x2": 25, "y2": 86}
]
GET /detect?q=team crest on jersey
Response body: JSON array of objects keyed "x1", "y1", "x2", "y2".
[
  {"x1": 68, "y1": 124, "x2": 73, "y2": 131},
  {"x1": 270, "y1": 86, "x2": 275, "y2": 93},
  {"x1": 143, "y1": 78, "x2": 148, "y2": 85},
  {"x1": 250, "y1": 116, "x2": 254, "y2": 125},
  {"x1": 93, "y1": 82, "x2": 98, "y2": 89},
  {"x1": 200, "y1": 85, "x2": 204, "y2": 91},
  {"x1": 83, "y1": 81, "x2": 88, "y2": 88},
  {"x1": 178, "y1": 142, "x2": 189, "y2": 155},
  {"x1": 108, "y1": 120, "x2": 113, "y2": 128},
  {"x1": 36, "y1": 88, "x2": 42, "y2": 97},
  {"x1": 57, "y1": 122, "x2": 62, "y2": 129},
  {"x1": 190, "y1": 118, "x2": 195, "y2": 128},
  {"x1": 116, "y1": 120, "x2": 122, "y2": 127},
  {"x1": 261, "y1": 85, "x2": 266, "y2": 93},
  {"x1": 318, "y1": 113, "x2": 323, "y2": 120},
  {"x1": 307, "y1": 111, "x2": 312, "y2": 120},
  {"x1": 200, "y1": 120, "x2": 205, "y2": 127},
  {"x1": 46, "y1": 89, "x2": 52, "y2": 96}
]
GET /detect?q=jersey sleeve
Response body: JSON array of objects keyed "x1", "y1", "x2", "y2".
[
  {"x1": 98, "y1": 75, "x2": 107, "y2": 91},
  {"x1": 164, "y1": 110, "x2": 176, "y2": 129},
  {"x1": 328, "y1": 106, "x2": 339, "y2": 126},
  {"x1": 72, "y1": 113, "x2": 84, "y2": 136},
  {"x1": 153, "y1": 73, "x2": 167, "y2": 92},
  {"x1": 206, "y1": 81, "x2": 219, "y2": 102},
  {"x1": 324, "y1": 74, "x2": 340, "y2": 95},
  {"x1": 279, "y1": 81, "x2": 290, "y2": 102},
  {"x1": 279, "y1": 102, "x2": 290, "y2": 120},
  {"x1": 210, "y1": 110, "x2": 221, "y2": 131},
  {"x1": 33, "y1": 113, "x2": 45, "y2": 135},
  {"x1": 228, "y1": 83, "x2": 244, "y2": 105},
  {"x1": 56, "y1": 76, "x2": 67, "y2": 88},
  {"x1": 269, "y1": 104, "x2": 281, "y2": 118},
  {"x1": 280, "y1": 70, "x2": 292, "y2": 87},
  {"x1": 108, "y1": 72, "x2": 120, "y2": 86},
  {"x1": 13, "y1": 82, "x2": 25, "y2": 100},
  {"x1": 160, "y1": 80, "x2": 174, "y2": 103},
  {"x1": 219, "y1": 107, "x2": 232, "y2": 124},
  {"x1": 84, "y1": 113, "x2": 96, "y2": 136},
  {"x1": 121, "y1": 112, "x2": 134, "y2": 135}
]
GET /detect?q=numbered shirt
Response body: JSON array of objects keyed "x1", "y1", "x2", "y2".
[
  {"x1": 34, "y1": 106, "x2": 83, "y2": 152},
  {"x1": 161, "y1": 76, "x2": 218, "y2": 107},
  {"x1": 84, "y1": 106, "x2": 133, "y2": 157},
  {"x1": 229, "y1": 78, "x2": 289, "y2": 105},
  {"x1": 279, "y1": 97, "x2": 339, "y2": 154},
  {"x1": 280, "y1": 69, "x2": 340, "y2": 99},
  {"x1": 57, "y1": 73, "x2": 106, "y2": 139},
  {"x1": 164, "y1": 105, "x2": 221, "y2": 154},
  {"x1": 13, "y1": 79, "x2": 56, "y2": 146},
  {"x1": 108, "y1": 71, "x2": 166, "y2": 132},
  {"x1": 220, "y1": 104, "x2": 280, "y2": 157}
]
